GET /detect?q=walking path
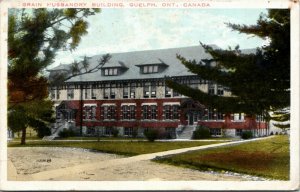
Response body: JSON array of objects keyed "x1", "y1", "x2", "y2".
[
  {"x1": 8, "y1": 139, "x2": 234, "y2": 142},
  {"x1": 8, "y1": 136, "x2": 274, "y2": 181}
]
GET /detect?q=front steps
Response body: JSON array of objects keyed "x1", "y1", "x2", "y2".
[{"x1": 177, "y1": 125, "x2": 196, "y2": 139}]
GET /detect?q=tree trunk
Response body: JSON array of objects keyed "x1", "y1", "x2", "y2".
[{"x1": 21, "y1": 127, "x2": 26, "y2": 145}]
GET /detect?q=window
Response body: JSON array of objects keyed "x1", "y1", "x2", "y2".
[
  {"x1": 173, "y1": 90, "x2": 180, "y2": 97},
  {"x1": 234, "y1": 113, "x2": 244, "y2": 121},
  {"x1": 143, "y1": 82, "x2": 150, "y2": 98},
  {"x1": 142, "y1": 105, "x2": 157, "y2": 120},
  {"x1": 142, "y1": 105, "x2": 149, "y2": 119},
  {"x1": 163, "y1": 105, "x2": 179, "y2": 120},
  {"x1": 236, "y1": 129, "x2": 243, "y2": 136},
  {"x1": 111, "y1": 87, "x2": 116, "y2": 99},
  {"x1": 105, "y1": 127, "x2": 113, "y2": 135},
  {"x1": 56, "y1": 89, "x2": 60, "y2": 99},
  {"x1": 123, "y1": 83, "x2": 129, "y2": 98},
  {"x1": 84, "y1": 87, "x2": 90, "y2": 99},
  {"x1": 86, "y1": 127, "x2": 96, "y2": 135},
  {"x1": 122, "y1": 105, "x2": 136, "y2": 120},
  {"x1": 104, "y1": 68, "x2": 118, "y2": 76},
  {"x1": 129, "y1": 105, "x2": 135, "y2": 119},
  {"x1": 164, "y1": 105, "x2": 171, "y2": 119},
  {"x1": 151, "y1": 82, "x2": 156, "y2": 98},
  {"x1": 83, "y1": 106, "x2": 97, "y2": 120},
  {"x1": 143, "y1": 82, "x2": 156, "y2": 98},
  {"x1": 173, "y1": 105, "x2": 179, "y2": 119},
  {"x1": 217, "y1": 85, "x2": 224, "y2": 96},
  {"x1": 217, "y1": 112, "x2": 223, "y2": 120},
  {"x1": 151, "y1": 105, "x2": 157, "y2": 119},
  {"x1": 91, "y1": 106, "x2": 96, "y2": 119},
  {"x1": 208, "y1": 83, "x2": 215, "y2": 95},
  {"x1": 101, "y1": 105, "x2": 116, "y2": 120},
  {"x1": 165, "y1": 86, "x2": 172, "y2": 97},
  {"x1": 142, "y1": 65, "x2": 158, "y2": 74},
  {"x1": 104, "y1": 85, "x2": 109, "y2": 99},
  {"x1": 208, "y1": 108, "x2": 214, "y2": 120},
  {"x1": 130, "y1": 83, "x2": 136, "y2": 98},
  {"x1": 124, "y1": 127, "x2": 134, "y2": 136},
  {"x1": 210, "y1": 128, "x2": 221, "y2": 136},
  {"x1": 104, "y1": 84, "x2": 115, "y2": 99},
  {"x1": 91, "y1": 85, "x2": 96, "y2": 99},
  {"x1": 83, "y1": 106, "x2": 89, "y2": 119},
  {"x1": 67, "y1": 88, "x2": 74, "y2": 100},
  {"x1": 207, "y1": 108, "x2": 223, "y2": 120}
]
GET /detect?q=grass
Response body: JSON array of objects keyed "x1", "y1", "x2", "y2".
[
  {"x1": 154, "y1": 135, "x2": 290, "y2": 180},
  {"x1": 11, "y1": 136, "x2": 42, "y2": 140},
  {"x1": 8, "y1": 140, "x2": 225, "y2": 156}
]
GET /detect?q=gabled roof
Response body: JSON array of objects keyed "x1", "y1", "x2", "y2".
[{"x1": 64, "y1": 45, "x2": 216, "y2": 83}]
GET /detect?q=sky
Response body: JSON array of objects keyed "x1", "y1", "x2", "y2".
[{"x1": 51, "y1": 8, "x2": 268, "y2": 68}]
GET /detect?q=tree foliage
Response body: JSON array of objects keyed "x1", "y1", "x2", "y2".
[
  {"x1": 8, "y1": 8, "x2": 100, "y2": 104},
  {"x1": 167, "y1": 10, "x2": 290, "y2": 123},
  {"x1": 272, "y1": 109, "x2": 290, "y2": 131},
  {"x1": 8, "y1": 8, "x2": 100, "y2": 144}
]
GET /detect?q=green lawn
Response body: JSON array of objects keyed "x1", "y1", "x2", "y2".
[
  {"x1": 8, "y1": 140, "x2": 225, "y2": 156},
  {"x1": 154, "y1": 135, "x2": 290, "y2": 180}
]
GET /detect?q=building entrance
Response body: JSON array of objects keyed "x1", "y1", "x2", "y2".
[{"x1": 181, "y1": 99, "x2": 205, "y2": 126}]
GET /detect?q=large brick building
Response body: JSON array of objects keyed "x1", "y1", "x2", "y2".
[{"x1": 48, "y1": 46, "x2": 268, "y2": 138}]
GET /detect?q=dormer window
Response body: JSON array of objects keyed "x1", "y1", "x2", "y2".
[
  {"x1": 143, "y1": 65, "x2": 158, "y2": 74},
  {"x1": 104, "y1": 68, "x2": 118, "y2": 76},
  {"x1": 137, "y1": 62, "x2": 168, "y2": 74}
]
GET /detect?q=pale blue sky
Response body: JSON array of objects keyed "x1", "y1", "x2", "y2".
[{"x1": 52, "y1": 8, "x2": 268, "y2": 68}]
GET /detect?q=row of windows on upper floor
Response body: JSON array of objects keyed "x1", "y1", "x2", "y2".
[{"x1": 50, "y1": 83, "x2": 226, "y2": 100}]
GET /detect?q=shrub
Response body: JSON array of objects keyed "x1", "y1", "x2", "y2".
[
  {"x1": 192, "y1": 126, "x2": 211, "y2": 139},
  {"x1": 241, "y1": 131, "x2": 253, "y2": 139},
  {"x1": 112, "y1": 128, "x2": 119, "y2": 137},
  {"x1": 58, "y1": 128, "x2": 75, "y2": 138},
  {"x1": 165, "y1": 132, "x2": 173, "y2": 139},
  {"x1": 37, "y1": 126, "x2": 51, "y2": 138},
  {"x1": 144, "y1": 129, "x2": 159, "y2": 142}
]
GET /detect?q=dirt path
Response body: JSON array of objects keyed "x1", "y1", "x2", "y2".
[{"x1": 7, "y1": 137, "x2": 273, "y2": 181}]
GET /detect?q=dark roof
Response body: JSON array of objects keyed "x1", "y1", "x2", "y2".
[{"x1": 64, "y1": 45, "x2": 216, "y2": 83}]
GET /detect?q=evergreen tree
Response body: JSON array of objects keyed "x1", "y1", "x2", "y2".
[
  {"x1": 166, "y1": 10, "x2": 290, "y2": 126},
  {"x1": 8, "y1": 8, "x2": 100, "y2": 144},
  {"x1": 272, "y1": 109, "x2": 290, "y2": 132}
]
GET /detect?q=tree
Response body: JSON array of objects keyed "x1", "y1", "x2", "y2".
[
  {"x1": 272, "y1": 109, "x2": 290, "y2": 133},
  {"x1": 8, "y1": 100, "x2": 55, "y2": 143},
  {"x1": 166, "y1": 10, "x2": 290, "y2": 127},
  {"x1": 8, "y1": 8, "x2": 100, "y2": 144}
]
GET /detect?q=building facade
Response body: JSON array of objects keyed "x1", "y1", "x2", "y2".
[{"x1": 48, "y1": 46, "x2": 268, "y2": 138}]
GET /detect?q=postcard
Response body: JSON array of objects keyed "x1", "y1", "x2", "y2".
[{"x1": 0, "y1": 0, "x2": 299, "y2": 191}]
